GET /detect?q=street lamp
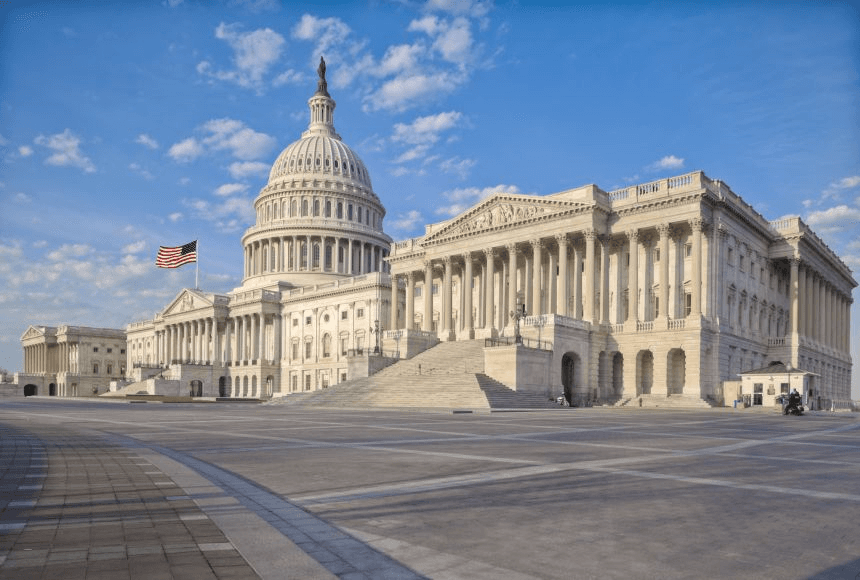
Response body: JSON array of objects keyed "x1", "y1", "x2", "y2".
[
  {"x1": 370, "y1": 319, "x2": 382, "y2": 354},
  {"x1": 509, "y1": 296, "x2": 526, "y2": 344}
]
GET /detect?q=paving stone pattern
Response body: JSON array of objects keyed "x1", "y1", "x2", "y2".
[{"x1": 0, "y1": 423, "x2": 260, "y2": 580}]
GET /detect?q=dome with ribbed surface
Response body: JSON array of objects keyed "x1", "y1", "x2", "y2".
[{"x1": 267, "y1": 90, "x2": 372, "y2": 190}]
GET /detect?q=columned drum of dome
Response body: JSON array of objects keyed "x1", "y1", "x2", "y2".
[{"x1": 241, "y1": 58, "x2": 391, "y2": 289}]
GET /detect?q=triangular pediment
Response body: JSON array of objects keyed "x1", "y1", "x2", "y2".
[
  {"x1": 20, "y1": 325, "x2": 47, "y2": 341},
  {"x1": 423, "y1": 194, "x2": 593, "y2": 245},
  {"x1": 161, "y1": 289, "x2": 214, "y2": 317}
]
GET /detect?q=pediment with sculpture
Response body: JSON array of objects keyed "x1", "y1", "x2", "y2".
[
  {"x1": 423, "y1": 195, "x2": 593, "y2": 245},
  {"x1": 161, "y1": 289, "x2": 214, "y2": 317}
]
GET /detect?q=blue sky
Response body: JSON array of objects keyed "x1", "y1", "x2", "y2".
[{"x1": 1, "y1": 1, "x2": 858, "y2": 396}]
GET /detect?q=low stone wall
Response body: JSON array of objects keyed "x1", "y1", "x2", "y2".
[{"x1": 484, "y1": 344, "x2": 553, "y2": 398}]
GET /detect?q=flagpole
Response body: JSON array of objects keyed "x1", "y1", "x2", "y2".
[{"x1": 195, "y1": 239, "x2": 199, "y2": 290}]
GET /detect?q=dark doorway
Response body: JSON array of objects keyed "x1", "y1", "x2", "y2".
[
  {"x1": 218, "y1": 377, "x2": 227, "y2": 397},
  {"x1": 190, "y1": 380, "x2": 203, "y2": 397},
  {"x1": 24, "y1": 384, "x2": 37, "y2": 397},
  {"x1": 49, "y1": 383, "x2": 56, "y2": 396}
]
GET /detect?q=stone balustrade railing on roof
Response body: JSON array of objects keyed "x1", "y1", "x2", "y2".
[
  {"x1": 390, "y1": 237, "x2": 423, "y2": 257},
  {"x1": 607, "y1": 171, "x2": 706, "y2": 205}
]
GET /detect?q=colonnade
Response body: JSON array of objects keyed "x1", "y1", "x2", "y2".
[
  {"x1": 23, "y1": 341, "x2": 81, "y2": 375},
  {"x1": 154, "y1": 313, "x2": 282, "y2": 366},
  {"x1": 244, "y1": 235, "x2": 388, "y2": 278},
  {"x1": 792, "y1": 260, "x2": 852, "y2": 354},
  {"x1": 391, "y1": 222, "x2": 707, "y2": 336},
  {"x1": 23, "y1": 343, "x2": 50, "y2": 373}
]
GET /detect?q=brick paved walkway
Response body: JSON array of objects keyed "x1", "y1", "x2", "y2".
[{"x1": 0, "y1": 423, "x2": 261, "y2": 580}]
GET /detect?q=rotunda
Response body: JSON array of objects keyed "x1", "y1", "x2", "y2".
[{"x1": 240, "y1": 58, "x2": 391, "y2": 289}]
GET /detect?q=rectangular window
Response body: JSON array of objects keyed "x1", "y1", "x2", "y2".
[
  {"x1": 120, "y1": 349, "x2": 126, "y2": 354},
  {"x1": 107, "y1": 348, "x2": 112, "y2": 353},
  {"x1": 107, "y1": 364, "x2": 112, "y2": 375},
  {"x1": 305, "y1": 316, "x2": 311, "y2": 325},
  {"x1": 341, "y1": 337, "x2": 348, "y2": 356},
  {"x1": 292, "y1": 343, "x2": 298, "y2": 360},
  {"x1": 753, "y1": 383, "x2": 763, "y2": 406},
  {"x1": 305, "y1": 342, "x2": 312, "y2": 358},
  {"x1": 292, "y1": 318, "x2": 298, "y2": 326},
  {"x1": 356, "y1": 336, "x2": 364, "y2": 352},
  {"x1": 780, "y1": 383, "x2": 789, "y2": 394},
  {"x1": 432, "y1": 284, "x2": 439, "y2": 295},
  {"x1": 357, "y1": 308, "x2": 365, "y2": 318},
  {"x1": 685, "y1": 244, "x2": 692, "y2": 258},
  {"x1": 93, "y1": 363, "x2": 99, "y2": 374},
  {"x1": 341, "y1": 310, "x2": 348, "y2": 320},
  {"x1": 727, "y1": 247, "x2": 734, "y2": 265},
  {"x1": 341, "y1": 372, "x2": 347, "y2": 382},
  {"x1": 304, "y1": 374, "x2": 311, "y2": 391},
  {"x1": 685, "y1": 293, "x2": 692, "y2": 316},
  {"x1": 291, "y1": 375, "x2": 298, "y2": 391},
  {"x1": 654, "y1": 248, "x2": 660, "y2": 262},
  {"x1": 415, "y1": 287, "x2": 422, "y2": 297},
  {"x1": 653, "y1": 296, "x2": 659, "y2": 318},
  {"x1": 93, "y1": 347, "x2": 99, "y2": 352}
]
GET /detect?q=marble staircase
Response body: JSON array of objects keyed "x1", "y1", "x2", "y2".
[{"x1": 270, "y1": 340, "x2": 557, "y2": 410}]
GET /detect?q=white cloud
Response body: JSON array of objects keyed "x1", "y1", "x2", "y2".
[
  {"x1": 376, "y1": 44, "x2": 425, "y2": 77},
  {"x1": 169, "y1": 119, "x2": 275, "y2": 163},
  {"x1": 198, "y1": 22, "x2": 286, "y2": 92},
  {"x1": 168, "y1": 212, "x2": 183, "y2": 222},
  {"x1": 32, "y1": 240, "x2": 48, "y2": 248},
  {"x1": 440, "y1": 156, "x2": 476, "y2": 178},
  {"x1": 135, "y1": 133, "x2": 159, "y2": 149},
  {"x1": 435, "y1": 184, "x2": 522, "y2": 216},
  {"x1": 650, "y1": 155, "x2": 685, "y2": 171},
  {"x1": 168, "y1": 137, "x2": 204, "y2": 163},
  {"x1": 122, "y1": 240, "x2": 146, "y2": 254},
  {"x1": 805, "y1": 205, "x2": 860, "y2": 234},
  {"x1": 179, "y1": 177, "x2": 191, "y2": 186},
  {"x1": 273, "y1": 69, "x2": 304, "y2": 87},
  {"x1": 390, "y1": 209, "x2": 423, "y2": 231},
  {"x1": 183, "y1": 196, "x2": 255, "y2": 233},
  {"x1": 292, "y1": 14, "x2": 352, "y2": 63},
  {"x1": 34, "y1": 129, "x2": 96, "y2": 173},
  {"x1": 365, "y1": 71, "x2": 462, "y2": 112},
  {"x1": 13, "y1": 192, "x2": 31, "y2": 203},
  {"x1": 425, "y1": 0, "x2": 491, "y2": 18},
  {"x1": 395, "y1": 146, "x2": 430, "y2": 163},
  {"x1": 129, "y1": 162, "x2": 154, "y2": 179},
  {"x1": 47, "y1": 243, "x2": 92, "y2": 261},
  {"x1": 18, "y1": 145, "x2": 33, "y2": 157},
  {"x1": 821, "y1": 175, "x2": 860, "y2": 199},
  {"x1": 214, "y1": 183, "x2": 248, "y2": 197},
  {"x1": 228, "y1": 161, "x2": 270, "y2": 179},
  {"x1": 392, "y1": 111, "x2": 462, "y2": 145}
]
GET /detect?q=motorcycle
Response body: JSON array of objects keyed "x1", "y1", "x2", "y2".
[{"x1": 780, "y1": 394, "x2": 804, "y2": 416}]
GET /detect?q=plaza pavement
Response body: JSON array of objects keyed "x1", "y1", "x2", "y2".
[{"x1": 1, "y1": 399, "x2": 859, "y2": 579}]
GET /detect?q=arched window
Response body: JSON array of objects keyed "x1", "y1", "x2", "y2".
[
  {"x1": 302, "y1": 199, "x2": 308, "y2": 216},
  {"x1": 348, "y1": 204, "x2": 353, "y2": 220},
  {"x1": 313, "y1": 243, "x2": 321, "y2": 269},
  {"x1": 301, "y1": 242, "x2": 308, "y2": 270},
  {"x1": 325, "y1": 200, "x2": 331, "y2": 217},
  {"x1": 322, "y1": 334, "x2": 331, "y2": 358},
  {"x1": 357, "y1": 207, "x2": 363, "y2": 222},
  {"x1": 291, "y1": 199, "x2": 297, "y2": 216},
  {"x1": 337, "y1": 202, "x2": 343, "y2": 219},
  {"x1": 273, "y1": 204, "x2": 278, "y2": 220},
  {"x1": 325, "y1": 244, "x2": 333, "y2": 270},
  {"x1": 262, "y1": 247, "x2": 268, "y2": 272},
  {"x1": 313, "y1": 199, "x2": 320, "y2": 216}
]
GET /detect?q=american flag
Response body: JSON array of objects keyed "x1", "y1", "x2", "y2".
[{"x1": 156, "y1": 240, "x2": 197, "y2": 268}]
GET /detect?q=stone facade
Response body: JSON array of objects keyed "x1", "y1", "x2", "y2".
[
  {"x1": 386, "y1": 173, "x2": 856, "y2": 407},
  {"x1": 16, "y1": 325, "x2": 127, "y2": 397},
  {"x1": 124, "y1": 67, "x2": 393, "y2": 399}
]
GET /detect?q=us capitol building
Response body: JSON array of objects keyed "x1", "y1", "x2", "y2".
[{"x1": 12, "y1": 64, "x2": 856, "y2": 409}]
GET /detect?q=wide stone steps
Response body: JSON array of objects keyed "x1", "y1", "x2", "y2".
[
  {"x1": 269, "y1": 340, "x2": 559, "y2": 410},
  {"x1": 619, "y1": 394, "x2": 715, "y2": 409}
]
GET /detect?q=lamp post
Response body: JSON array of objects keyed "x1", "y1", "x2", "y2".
[
  {"x1": 509, "y1": 296, "x2": 526, "y2": 344},
  {"x1": 370, "y1": 319, "x2": 382, "y2": 354}
]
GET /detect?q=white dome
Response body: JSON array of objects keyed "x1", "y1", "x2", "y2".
[{"x1": 268, "y1": 132, "x2": 372, "y2": 189}]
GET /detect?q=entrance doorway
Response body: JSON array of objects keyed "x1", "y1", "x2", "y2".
[
  {"x1": 49, "y1": 383, "x2": 56, "y2": 396},
  {"x1": 190, "y1": 380, "x2": 203, "y2": 397},
  {"x1": 637, "y1": 350, "x2": 654, "y2": 395},
  {"x1": 561, "y1": 352, "x2": 580, "y2": 405},
  {"x1": 24, "y1": 384, "x2": 37, "y2": 397}
]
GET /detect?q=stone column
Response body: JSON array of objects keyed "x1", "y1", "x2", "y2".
[
  {"x1": 572, "y1": 242, "x2": 582, "y2": 319},
  {"x1": 658, "y1": 224, "x2": 671, "y2": 322},
  {"x1": 442, "y1": 257, "x2": 453, "y2": 338},
  {"x1": 484, "y1": 248, "x2": 495, "y2": 330},
  {"x1": 555, "y1": 236, "x2": 568, "y2": 316},
  {"x1": 691, "y1": 218, "x2": 704, "y2": 318},
  {"x1": 798, "y1": 263, "x2": 806, "y2": 338},
  {"x1": 624, "y1": 229, "x2": 637, "y2": 324},
  {"x1": 391, "y1": 275, "x2": 400, "y2": 332},
  {"x1": 423, "y1": 260, "x2": 433, "y2": 332},
  {"x1": 530, "y1": 239, "x2": 542, "y2": 317},
  {"x1": 790, "y1": 258, "x2": 800, "y2": 340},
  {"x1": 464, "y1": 254, "x2": 474, "y2": 336},
  {"x1": 273, "y1": 314, "x2": 281, "y2": 363},
  {"x1": 347, "y1": 239, "x2": 353, "y2": 274},
  {"x1": 224, "y1": 318, "x2": 231, "y2": 365},
  {"x1": 406, "y1": 272, "x2": 415, "y2": 331},
  {"x1": 524, "y1": 249, "x2": 532, "y2": 315},
  {"x1": 818, "y1": 276, "x2": 825, "y2": 344},
  {"x1": 600, "y1": 235, "x2": 610, "y2": 324}
]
